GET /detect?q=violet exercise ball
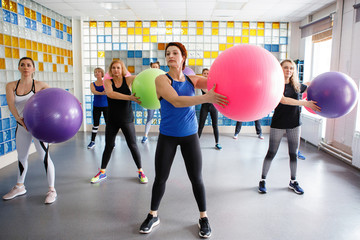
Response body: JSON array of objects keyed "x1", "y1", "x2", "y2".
[
  {"x1": 307, "y1": 72, "x2": 358, "y2": 118},
  {"x1": 207, "y1": 44, "x2": 284, "y2": 121},
  {"x1": 183, "y1": 67, "x2": 195, "y2": 75},
  {"x1": 23, "y1": 88, "x2": 83, "y2": 143}
]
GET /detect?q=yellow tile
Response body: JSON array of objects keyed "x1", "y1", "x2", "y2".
[
  {"x1": 211, "y1": 51, "x2": 218, "y2": 58},
  {"x1": 56, "y1": 47, "x2": 60, "y2": 55},
  {"x1": 212, "y1": 21, "x2": 219, "y2": 28},
  {"x1": 128, "y1": 66, "x2": 135, "y2": 73},
  {"x1": 150, "y1": 21, "x2": 157, "y2": 27},
  {"x1": 61, "y1": 48, "x2": 65, "y2": 56},
  {"x1": 188, "y1": 59, "x2": 195, "y2": 66},
  {"x1": 4, "y1": 35, "x2": 11, "y2": 46},
  {"x1": 12, "y1": 48, "x2": 19, "y2": 59},
  {"x1": 43, "y1": 54, "x2": 47, "y2": 62},
  {"x1": 90, "y1": 21, "x2": 97, "y2": 28},
  {"x1": 181, "y1": 28, "x2": 188, "y2": 35},
  {"x1": 64, "y1": 65, "x2": 68, "y2": 73},
  {"x1": 212, "y1": 29, "x2": 218, "y2": 35},
  {"x1": 128, "y1": 28, "x2": 135, "y2": 35},
  {"x1": 143, "y1": 36, "x2": 150, "y2": 42},
  {"x1": 242, "y1": 29, "x2": 249, "y2": 36},
  {"x1": 143, "y1": 28, "x2": 150, "y2": 35},
  {"x1": 61, "y1": 57, "x2": 64, "y2": 64},
  {"x1": 196, "y1": 59, "x2": 203, "y2": 65},
  {"x1": 105, "y1": 21, "x2": 112, "y2": 28},
  {"x1": 227, "y1": 36, "x2": 234, "y2": 43},
  {"x1": 26, "y1": 40, "x2": 31, "y2": 49},
  {"x1": 197, "y1": 21, "x2": 203, "y2": 28},
  {"x1": 5, "y1": 47, "x2": 12, "y2": 58},
  {"x1": 46, "y1": 17, "x2": 51, "y2": 26},
  {"x1": 273, "y1": 22, "x2": 280, "y2": 29},
  {"x1": 42, "y1": 15, "x2": 46, "y2": 24},
  {"x1": 52, "y1": 46, "x2": 56, "y2": 54},
  {"x1": 120, "y1": 21, "x2": 127, "y2": 27},
  {"x1": 56, "y1": 56, "x2": 60, "y2": 63},
  {"x1": 166, "y1": 28, "x2": 172, "y2": 35},
  {"x1": 135, "y1": 21, "x2": 142, "y2": 28},
  {"x1": 48, "y1": 54, "x2": 52, "y2": 62},
  {"x1": 26, "y1": 50, "x2": 32, "y2": 58},
  {"x1": 24, "y1": 7, "x2": 30, "y2": 18},
  {"x1": 227, "y1": 21, "x2": 234, "y2": 28},
  {"x1": 60, "y1": 23, "x2": 63, "y2": 31},
  {"x1": 250, "y1": 29, "x2": 257, "y2": 36},
  {"x1": 196, "y1": 28, "x2": 203, "y2": 35},
  {"x1": 135, "y1": 28, "x2": 142, "y2": 35},
  {"x1": 151, "y1": 36, "x2": 157, "y2": 42},
  {"x1": 204, "y1": 51, "x2": 211, "y2": 58},
  {"x1": 0, "y1": 58, "x2": 6, "y2": 69},
  {"x1": 55, "y1": 21, "x2": 60, "y2": 30},
  {"x1": 0, "y1": 34, "x2": 3, "y2": 45},
  {"x1": 166, "y1": 21, "x2": 172, "y2": 27},
  {"x1": 68, "y1": 27, "x2": 72, "y2": 34},
  {"x1": 53, "y1": 64, "x2": 57, "y2": 72},
  {"x1": 37, "y1": 43, "x2": 42, "y2": 52},
  {"x1": 98, "y1": 51, "x2": 105, "y2": 58},
  {"x1": 10, "y1": 36, "x2": 18, "y2": 47},
  {"x1": 242, "y1": 22, "x2": 249, "y2": 28},
  {"x1": 257, "y1": 29, "x2": 264, "y2": 36},
  {"x1": 32, "y1": 41, "x2": 37, "y2": 51},
  {"x1": 19, "y1": 38, "x2": 25, "y2": 48},
  {"x1": 219, "y1": 44, "x2": 226, "y2": 51},
  {"x1": 31, "y1": 10, "x2": 36, "y2": 20},
  {"x1": 32, "y1": 51, "x2": 38, "y2": 61},
  {"x1": 258, "y1": 22, "x2": 265, "y2": 29},
  {"x1": 181, "y1": 21, "x2": 188, "y2": 27},
  {"x1": 39, "y1": 62, "x2": 44, "y2": 71},
  {"x1": 43, "y1": 44, "x2": 47, "y2": 53},
  {"x1": 226, "y1": 44, "x2": 233, "y2": 49},
  {"x1": 2, "y1": 0, "x2": 10, "y2": 10},
  {"x1": 242, "y1": 37, "x2": 249, "y2": 43},
  {"x1": 235, "y1": 36, "x2": 241, "y2": 43},
  {"x1": 9, "y1": 1, "x2": 17, "y2": 12}
]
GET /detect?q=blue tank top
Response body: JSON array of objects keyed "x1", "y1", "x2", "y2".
[
  {"x1": 159, "y1": 73, "x2": 198, "y2": 137},
  {"x1": 93, "y1": 82, "x2": 108, "y2": 107}
]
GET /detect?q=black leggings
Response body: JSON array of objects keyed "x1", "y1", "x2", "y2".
[
  {"x1": 101, "y1": 122, "x2": 142, "y2": 169},
  {"x1": 93, "y1": 106, "x2": 108, "y2": 126},
  {"x1": 151, "y1": 133, "x2": 206, "y2": 212},
  {"x1": 198, "y1": 103, "x2": 219, "y2": 143}
]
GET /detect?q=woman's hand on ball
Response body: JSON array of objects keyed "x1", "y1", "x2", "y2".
[
  {"x1": 206, "y1": 84, "x2": 228, "y2": 107},
  {"x1": 305, "y1": 100, "x2": 321, "y2": 112},
  {"x1": 130, "y1": 93, "x2": 141, "y2": 104}
]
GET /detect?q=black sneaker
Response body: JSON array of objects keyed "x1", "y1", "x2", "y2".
[
  {"x1": 198, "y1": 217, "x2": 212, "y2": 238},
  {"x1": 139, "y1": 214, "x2": 160, "y2": 234},
  {"x1": 258, "y1": 180, "x2": 266, "y2": 193}
]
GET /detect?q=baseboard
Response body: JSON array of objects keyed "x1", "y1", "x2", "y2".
[{"x1": 0, "y1": 144, "x2": 36, "y2": 170}]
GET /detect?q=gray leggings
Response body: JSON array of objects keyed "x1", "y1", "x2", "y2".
[{"x1": 261, "y1": 126, "x2": 300, "y2": 180}]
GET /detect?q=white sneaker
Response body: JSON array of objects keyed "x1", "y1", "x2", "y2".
[
  {"x1": 3, "y1": 185, "x2": 27, "y2": 200},
  {"x1": 233, "y1": 134, "x2": 238, "y2": 139},
  {"x1": 45, "y1": 190, "x2": 57, "y2": 204}
]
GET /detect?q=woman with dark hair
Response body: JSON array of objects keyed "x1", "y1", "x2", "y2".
[
  {"x1": 197, "y1": 68, "x2": 222, "y2": 150},
  {"x1": 139, "y1": 42, "x2": 227, "y2": 238},
  {"x1": 90, "y1": 59, "x2": 148, "y2": 184},
  {"x1": 3, "y1": 57, "x2": 57, "y2": 204},
  {"x1": 258, "y1": 59, "x2": 320, "y2": 195}
]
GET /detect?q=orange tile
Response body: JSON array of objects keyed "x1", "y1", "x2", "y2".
[
  {"x1": 26, "y1": 39, "x2": 31, "y2": 49},
  {"x1": 61, "y1": 57, "x2": 64, "y2": 64},
  {"x1": 128, "y1": 66, "x2": 135, "y2": 73},
  {"x1": 19, "y1": 38, "x2": 25, "y2": 48},
  {"x1": 52, "y1": 46, "x2": 56, "y2": 54},
  {"x1": 31, "y1": 10, "x2": 36, "y2": 20},
  {"x1": 2, "y1": 0, "x2": 10, "y2": 10},
  {"x1": 32, "y1": 41, "x2": 37, "y2": 51},
  {"x1": 56, "y1": 56, "x2": 60, "y2": 64},
  {"x1": 0, "y1": 58, "x2": 6, "y2": 69},
  {"x1": 257, "y1": 22, "x2": 265, "y2": 29},
  {"x1": 273, "y1": 22, "x2": 280, "y2": 29},
  {"x1": 48, "y1": 54, "x2": 52, "y2": 62},
  {"x1": 53, "y1": 64, "x2": 57, "y2": 72},
  {"x1": 158, "y1": 43, "x2": 165, "y2": 50},
  {"x1": 4, "y1": 35, "x2": 11, "y2": 46},
  {"x1": 24, "y1": 7, "x2": 30, "y2": 18},
  {"x1": 0, "y1": 34, "x2": 3, "y2": 45},
  {"x1": 43, "y1": 44, "x2": 47, "y2": 52},
  {"x1": 65, "y1": 65, "x2": 68, "y2": 73},
  {"x1": 9, "y1": 1, "x2": 17, "y2": 12},
  {"x1": 26, "y1": 50, "x2": 32, "y2": 58},
  {"x1": 32, "y1": 51, "x2": 38, "y2": 61},
  {"x1": 37, "y1": 42, "x2": 43, "y2": 52},
  {"x1": 120, "y1": 21, "x2": 127, "y2": 27},
  {"x1": 38, "y1": 62, "x2": 44, "y2": 71},
  {"x1": 42, "y1": 15, "x2": 46, "y2": 24},
  {"x1": 43, "y1": 54, "x2": 47, "y2": 62},
  {"x1": 55, "y1": 21, "x2": 59, "y2": 30},
  {"x1": 5, "y1": 47, "x2": 12, "y2": 58},
  {"x1": 11, "y1": 36, "x2": 18, "y2": 47}
]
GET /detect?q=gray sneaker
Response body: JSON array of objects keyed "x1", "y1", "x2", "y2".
[
  {"x1": 45, "y1": 190, "x2": 57, "y2": 204},
  {"x1": 3, "y1": 185, "x2": 27, "y2": 200}
]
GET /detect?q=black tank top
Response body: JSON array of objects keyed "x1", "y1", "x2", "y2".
[{"x1": 107, "y1": 77, "x2": 134, "y2": 123}]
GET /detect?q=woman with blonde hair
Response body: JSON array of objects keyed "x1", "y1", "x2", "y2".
[
  {"x1": 90, "y1": 59, "x2": 148, "y2": 184},
  {"x1": 258, "y1": 59, "x2": 320, "y2": 195}
]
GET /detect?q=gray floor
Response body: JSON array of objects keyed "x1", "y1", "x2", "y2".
[{"x1": 0, "y1": 131, "x2": 360, "y2": 240}]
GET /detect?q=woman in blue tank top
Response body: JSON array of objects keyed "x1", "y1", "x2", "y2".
[
  {"x1": 139, "y1": 42, "x2": 228, "y2": 238},
  {"x1": 87, "y1": 67, "x2": 108, "y2": 149}
]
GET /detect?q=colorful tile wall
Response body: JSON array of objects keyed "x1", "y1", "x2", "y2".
[
  {"x1": 83, "y1": 20, "x2": 288, "y2": 127},
  {"x1": 0, "y1": 0, "x2": 73, "y2": 156}
]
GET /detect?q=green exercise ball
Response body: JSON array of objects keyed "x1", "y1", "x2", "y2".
[{"x1": 132, "y1": 68, "x2": 165, "y2": 109}]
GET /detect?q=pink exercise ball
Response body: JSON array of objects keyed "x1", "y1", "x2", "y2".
[{"x1": 207, "y1": 45, "x2": 284, "y2": 121}]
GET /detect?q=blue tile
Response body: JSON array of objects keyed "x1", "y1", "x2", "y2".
[
  {"x1": 150, "y1": 58, "x2": 158, "y2": 63},
  {"x1": 3, "y1": 9, "x2": 11, "y2": 23},
  {"x1": 12, "y1": 140, "x2": 16, "y2": 151},
  {"x1": 0, "y1": 95, "x2": 7, "y2": 106},
  {"x1": 18, "y1": 4, "x2": 24, "y2": 16},
  {"x1": 85, "y1": 95, "x2": 92, "y2": 103},
  {"x1": 0, "y1": 131, "x2": 3, "y2": 143},
  {"x1": 5, "y1": 141, "x2": 12, "y2": 154},
  {"x1": 36, "y1": 12, "x2": 42, "y2": 22},
  {"x1": 120, "y1": 43, "x2": 127, "y2": 50},
  {"x1": 135, "y1": 51, "x2": 142, "y2": 58},
  {"x1": 264, "y1": 44, "x2": 271, "y2": 52},
  {"x1": 0, "y1": 108, "x2": 1, "y2": 119},
  {"x1": 127, "y1": 51, "x2": 135, "y2": 58},
  {"x1": 67, "y1": 34, "x2": 72, "y2": 42},
  {"x1": 31, "y1": 19, "x2": 37, "y2": 31},
  {"x1": 47, "y1": 26, "x2": 51, "y2": 35},
  {"x1": 59, "y1": 31, "x2": 63, "y2": 39},
  {"x1": 42, "y1": 24, "x2": 47, "y2": 34},
  {"x1": 0, "y1": 120, "x2": 2, "y2": 131},
  {"x1": 10, "y1": 127, "x2": 16, "y2": 140},
  {"x1": 0, "y1": 144, "x2": 4, "y2": 156},
  {"x1": 4, "y1": 129, "x2": 11, "y2": 141},
  {"x1": 97, "y1": 35, "x2": 104, "y2": 43},
  {"x1": 63, "y1": 24, "x2": 67, "y2": 32},
  {"x1": 280, "y1": 37, "x2": 288, "y2": 45},
  {"x1": 51, "y1": 19, "x2": 55, "y2": 28},
  {"x1": 105, "y1": 35, "x2": 112, "y2": 43},
  {"x1": 10, "y1": 12, "x2": 18, "y2": 25},
  {"x1": 271, "y1": 44, "x2": 279, "y2": 52},
  {"x1": 2, "y1": 118, "x2": 10, "y2": 130},
  {"x1": 143, "y1": 58, "x2": 150, "y2": 66},
  {"x1": 25, "y1": 17, "x2": 31, "y2": 29}
]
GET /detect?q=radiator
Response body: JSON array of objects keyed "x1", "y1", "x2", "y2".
[
  {"x1": 352, "y1": 131, "x2": 360, "y2": 168},
  {"x1": 301, "y1": 114, "x2": 324, "y2": 146}
]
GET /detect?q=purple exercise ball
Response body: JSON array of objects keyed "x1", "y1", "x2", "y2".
[
  {"x1": 307, "y1": 71, "x2": 358, "y2": 118},
  {"x1": 23, "y1": 88, "x2": 83, "y2": 143},
  {"x1": 183, "y1": 66, "x2": 195, "y2": 75}
]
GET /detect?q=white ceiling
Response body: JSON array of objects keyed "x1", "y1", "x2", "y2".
[{"x1": 33, "y1": 0, "x2": 336, "y2": 22}]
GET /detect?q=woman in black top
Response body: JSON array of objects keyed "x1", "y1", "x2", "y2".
[
  {"x1": 258, "y1": 59, "x2": 320, "y2": 194},
  {"x1": 90, "y1": 59, "x2": 148, "y2": 184}
]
